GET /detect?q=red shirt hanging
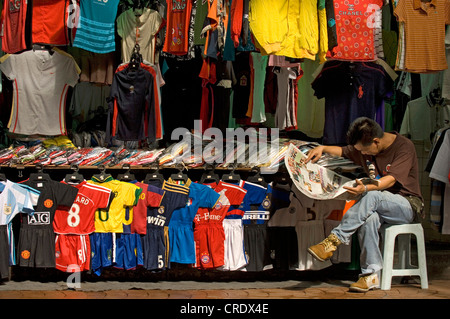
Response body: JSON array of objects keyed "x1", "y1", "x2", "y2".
[
  {"x1": 162, "y1": 0, "x2": 193, "y2": 55},
  {"x1": 328, "y1": 0, "x2": 383, "y2": 61}
]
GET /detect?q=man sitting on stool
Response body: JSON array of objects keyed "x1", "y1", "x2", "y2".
[{"x1": 306, "y1": 117, "x2": 423, "y2": 292}]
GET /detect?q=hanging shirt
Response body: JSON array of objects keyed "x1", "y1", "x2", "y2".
[
  {"x1": 52, "y1": 181, "x2": 112, "y2": 235},
  {"x1": 394, "y1": 0, "x2": 450, "y2": 73},
  {"x1": 106, "y1": 65, "x2": 156, "y2": 142},
  {"x1": 162, "y1": 0, "x2": 193, "y2": 55},
  {"x1": 168, "y1": 179, "x2": 220, "y2": 264},
  {"x1": 0, "y1": 180, "x2": 40, "y2": 267},
  {"x1": 20, "y1": 176, "x2": 79, "y2": 229},
  {"x1": 72, "y1": 0, "x2": 120, "y2": 53},
  {"x1": 87, "y1": 176, "x2": 142, "y2": 233},
  {"x1": 117, "y1": 7, "x2": 163, "y2": 64},
  {"x1": 1, "y1": 0, "x2": 28, "y2": 54},
  {"x1": 0, "y1": 49, "x2": 80, "y2": 136},
  {"x1": 141, "y1": 180, "x2": 189, "y2": 271},
  {"x1": 31, "y1": 0, "x2": 70, "y2": 46},
  {"x1": 328, "y1": 0, "x2": 383, "y2": 61},
  {"x1": 0, "y1": 180, "x2": 39, "y2": 226},
  {"x1": 311, "y1": 60, "x2": 393, "y2": 145},
  {"x1": 115, "y1": 61, "x2": 163, "y2": 140},
  {"x1": 123, "y1": 181, "x2": 164, "y2": 234}
]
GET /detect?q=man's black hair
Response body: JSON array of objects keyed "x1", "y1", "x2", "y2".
[{"x1": 346, "y1": 117, "x2": 384, "y2": 146}]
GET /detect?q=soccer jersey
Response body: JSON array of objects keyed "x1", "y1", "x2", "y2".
[
  {"x1": 20, "y1": 177, "x2": 79, "y2": 228},
  {"x1": 194, "y1": 181, "x2": 247, "y2": 269},
  {"x1": 0, "y1": 49, "x2": 80, "y2": 136},
  {"x1": 0, "y1": 180, "x2": 40, "y2": 268},
  {"x1": 0, "y1": 180, "x2": 40, "y2": 226},
  {"x1": 242, "y1": 184, "x2": 273, "y2": 271},
  {"x1": 72, "y1": 0, "x2": 121, "y2": 53},
  {"x1": 53, "y1": 181, "x2": 112, "y2": 235},
  {"x1": 168, "y1": 179, "x2": 220, "y2": 264},
  {"x1": 18, "y1": 176, "x2": 79, "y2": 268},
  {"x1": 142, "y1": 180, "x2": 189, "y2": 271},
  {"x1": 123, "y1": 181, "x2": 164, "y2": 234},
  {"x1": 87, "y1": 176, "x2": 142, "y2": 233}
]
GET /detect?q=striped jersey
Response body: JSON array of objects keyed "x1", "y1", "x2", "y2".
[
  {"x1": 0, "y1": 180, "x2": 40, "y2": 226},
  {"x1": 72, "y1": 0, "x2": 120, "y2": 53},
  {"x1": 394, "y1": 0, "x2": 450, "y2": 73}
]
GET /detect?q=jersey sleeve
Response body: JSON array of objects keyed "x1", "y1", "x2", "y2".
[
  {"x1": 123, "y1": 182, "x2": 143, "y2": 207},
  {"x1": 0, "y1": 54, "x2": 16, "y2": 80},
  {"x1": 91, "y1": 184, "x2": 113, "y2": 210},
  {"x1": 54, "y1": 181, "x2": 79, "y2": 208},
  {"x1": 198, "y1": 183, "x2": 221, "y2": 208}
]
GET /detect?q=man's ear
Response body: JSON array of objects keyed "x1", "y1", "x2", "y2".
[{"x1": 373, "y1": 138, "x2": 381, "y2": 145}]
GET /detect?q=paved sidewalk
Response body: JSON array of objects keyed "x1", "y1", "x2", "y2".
[{"x1": 0, "y1": 278, "x2": 448, "y2": 299}]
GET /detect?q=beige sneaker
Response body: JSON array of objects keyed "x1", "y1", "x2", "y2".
[
  {"x1": 349, "y1": 273, "x2": 380, "y2": 292},
  {"x1": 307, "y1": 233, "x2": 341, "y2": 262}
]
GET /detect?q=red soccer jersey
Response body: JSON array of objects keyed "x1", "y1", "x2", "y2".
[
  {"x1": 124, "y1": 181, "x2": 164, "y2": 235},
  {"x1": 53, "y1": 181, "x2": 112, "y2": 235},
  {"x1": 328, "y1": 0, "x2": 383, "y2": 61},
  {"x1": 194, "y1": 181, "x2": 247, "y2": 225}
]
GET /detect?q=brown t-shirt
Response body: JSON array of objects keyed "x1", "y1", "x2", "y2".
[{"x1": 341, "y1": 132, "x2": 422, "y2": 200}]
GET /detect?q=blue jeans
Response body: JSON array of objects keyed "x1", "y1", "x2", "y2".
[{"x1": 331, "y1": 191, "x2": 414, "y2": 275}]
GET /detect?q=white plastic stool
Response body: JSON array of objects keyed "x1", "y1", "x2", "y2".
[{"x1": 381, "y1": 223, "x2": 428, "y2": 290}]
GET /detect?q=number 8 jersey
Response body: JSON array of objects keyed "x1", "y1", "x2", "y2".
[{"x1": 53, "y1": 181, "x2": 112, "y2": 235}]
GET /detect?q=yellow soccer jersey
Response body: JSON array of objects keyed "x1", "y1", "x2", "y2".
[{"x1": 88, "y1": 176, "x2": 142, "y2": 233}]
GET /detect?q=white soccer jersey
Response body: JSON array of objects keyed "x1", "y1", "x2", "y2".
[
  {"x1": 0, "y1": 49, "x2": 80, "y2": 135},
  {"x1": 0, "y1": 180, "x2": 40, "y2": 226},
  {"x1": 0, "y1": 180, "x2": 40, "y2": 266}
]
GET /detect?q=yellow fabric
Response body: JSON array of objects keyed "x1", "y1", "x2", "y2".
[
  {"x1": 88, "y1": 177, "x2": 142, "y2": 233},
  {"x1": 249, "y1": 0, "x2": 321, "y2": 60},
  {"x1": 249, "y1": 0, "x2": 288, "y2": 55}
]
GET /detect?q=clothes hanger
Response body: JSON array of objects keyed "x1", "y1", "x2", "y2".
[
  {"x1": 170, "y1": 163, "x2": 189, "y2": 183},
  {"x1": 128, "y1": 44, "x2": 142, "y2": 71},
  {"x1": 221, "y1": 164, "x2": 241, "y2": 184},
  {"x1": 64, "y1": 164, "x2": 84, "y2": 184},
  {"x1": 92, "y1": 164, "x2": 112, "y2": 182},
  {"x1": 247, "y1": 166, "x2": 267, "y2": 187},
  {"x1": 28, "y1": 164, "x2": 51, "y2": 181},
  {"x1": 32, "y1": 44, "x2": 54, "y2": 55},
  {"x1": 144, "y1": 160, "x2": 165, "y2": 184},
  {"x1": 200, "y1": 163, "x2": 220, "y2": 184},
  {"x1": 117, "y1": 164, "x2": 136, "y2": 182}
]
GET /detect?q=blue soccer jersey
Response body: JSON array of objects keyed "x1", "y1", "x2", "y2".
[{"x1": 168, "y1": 179, "x2": 220, "y2": 264}]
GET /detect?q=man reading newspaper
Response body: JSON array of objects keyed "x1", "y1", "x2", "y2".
[{"x1": 305, "y1": 117, "x2": 423, "y2": 292}]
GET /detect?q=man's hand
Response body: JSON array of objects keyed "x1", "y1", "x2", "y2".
[
  {"x1": 343, "y1": 178, "x2": 366, "y2": 197},
  {"x1": 305, "y1": 146, "x2": 325, "y2": 163}
]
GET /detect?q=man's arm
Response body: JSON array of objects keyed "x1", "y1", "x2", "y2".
[
  {"x1": 305, "y1": 145, "x2": 343, "y2": 163},
  {"x1": 344, "y1": 175, "x2": 396, "y2": 197}
]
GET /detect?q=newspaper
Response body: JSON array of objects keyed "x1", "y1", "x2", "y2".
[{"x1": 285, "y1": 143, "x2": 377, "y2": 200}]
